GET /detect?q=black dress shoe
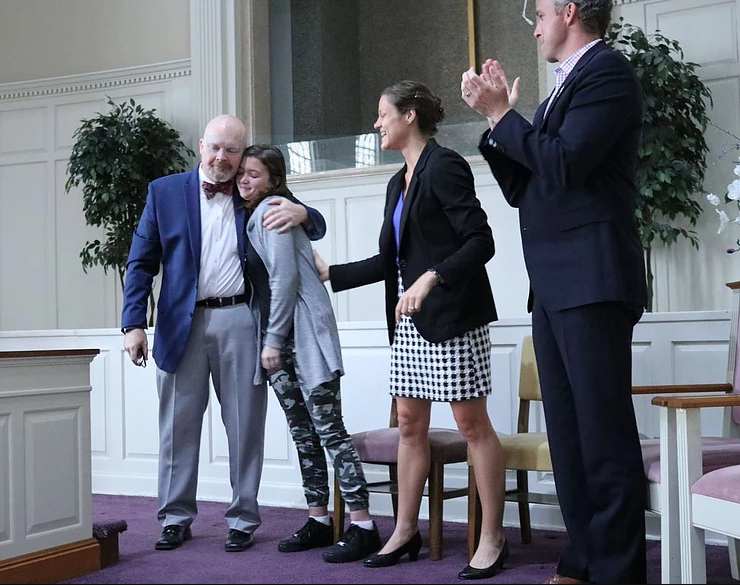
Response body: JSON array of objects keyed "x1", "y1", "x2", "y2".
[
  {"x1": 155, "y1": 525, "x2": 192, "y2": 550},
  {"x1": 458, "y1": 539, "x2": 509, "y2": 580},
  {"x1": 225, "y1": 528, "x2": 254, "y2": 552},
  {"x1": 363, "y1": 531, "x2": 422, "y2": 568}
]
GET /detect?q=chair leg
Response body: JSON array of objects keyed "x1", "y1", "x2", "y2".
[
  {"x1": 389, "y1": 463, "x2": 399, "y2": 520},
  {"x1": 517, "y1": 470, "x2": 532, "y2": 544},
  {"x1": 467, "y1": 463, "x2": 481, "y2": 561},
  {"x1": 333, "y1": 475, "x2": 345, "y2": 543},
  {"x1": 428, "y1": 462, "x2": 444, "y2": 560},
  {"x1": 729, "y1": 536, "x2": 740, "y2": 580}
]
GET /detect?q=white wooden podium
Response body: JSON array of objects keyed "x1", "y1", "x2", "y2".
[{"x1": 0, "y1": 349, "x2": 99, "y2": 583}]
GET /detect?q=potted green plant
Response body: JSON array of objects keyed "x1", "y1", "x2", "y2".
[
  {"x1": 606, "y1": 19, "x2": 713, "y2": 310},
  {"x1": 65, "y1": 98, "x2": 195, "y2": 325}
]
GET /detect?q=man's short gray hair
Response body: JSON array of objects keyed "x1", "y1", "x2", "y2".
[{"x1": 554, "y1": 0, "x2": 613, "y2": 37}]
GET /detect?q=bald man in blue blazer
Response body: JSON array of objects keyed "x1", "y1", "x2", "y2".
[
  {"x1": 462, "y1": 1, "x2": 648, "y2": 583},
  {"x1": 121, "y1": 114, "x2": 326, "y2": 553}
]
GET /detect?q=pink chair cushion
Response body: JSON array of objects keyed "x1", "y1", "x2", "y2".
[
  {"x1": 692, "y1": 464, "x2": 740, "y2": 503},
  {"x1": 351, "y1": 427, "x2": 468, "y2": 464},
  {"x1": 641, "y1": 437, "x2": 740, "y2": 483}
]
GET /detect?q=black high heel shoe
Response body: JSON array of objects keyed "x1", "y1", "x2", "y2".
[
  {"x1": 458, "y1": 539, "x2": 509, "y2": 580},
  {"x1": 363, "y1": 531, "x2": 422, "y2": 567}
]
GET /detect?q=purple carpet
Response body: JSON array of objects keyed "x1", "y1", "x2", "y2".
[{"x1": 60, "y1": 494, "x2": 738, "y2": 584}]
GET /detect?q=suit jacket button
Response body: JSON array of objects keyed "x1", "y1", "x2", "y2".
[{"x1": 399, "y1": 260, "x2": 408, "y2": 268}]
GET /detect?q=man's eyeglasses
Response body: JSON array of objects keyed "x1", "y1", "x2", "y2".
[{"x1": 522, "y1": 0, "x2": 534, "y2": 26}]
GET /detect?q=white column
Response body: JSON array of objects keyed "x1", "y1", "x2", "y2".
[
  {"x1": 189, "y1": 0, "x2": 271, "y2": 142},
  {"x1": 189, "y1": 0, "x2": 242, "y2": 130}
]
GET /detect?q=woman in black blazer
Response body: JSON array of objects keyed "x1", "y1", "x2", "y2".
[{"x1": 314, "y1": 80, "x2": 507, "y2": 580}]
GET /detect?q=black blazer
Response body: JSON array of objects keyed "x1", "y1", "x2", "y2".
[
  {"x1": 479, "y1": 41, "x2": 647, "y2": 312},
  {"x1": 330, "y1": 139, "x2": 497, "y2": 345}
]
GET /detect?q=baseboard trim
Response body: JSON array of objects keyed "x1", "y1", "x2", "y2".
[{"x1": 0, "y1": 538, "x2": 101, "y2": 584}]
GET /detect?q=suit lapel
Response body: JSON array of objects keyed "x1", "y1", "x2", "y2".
[
  {"x1": 184, "y1": 168, "x2": 202, "y2": 270},
  {"x1": 382, "y1": 169, "x2": 405, "y2": 254},
  {"x1": 533, "y1": 98, "x2": 549, "y2": 128},
  {"x1": 398, "y1": 138, "x2": 438, "y2": 242},
  {"x1": 542, "y1": 41, "x2": 607, "y2": 126},
  {"x1": 233, "y1": 197, "x2": 247, "y2": 267}
]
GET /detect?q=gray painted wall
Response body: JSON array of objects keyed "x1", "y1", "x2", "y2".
[
  {"x1": 0, "y1": 0, "x2": 189, "y2": 84},
  {"x1": 289, "y1": 0, "x2": 361, "y2": 141},
  {"x1": 281, "y1": 0, "x2": 540, "y2": 156}
]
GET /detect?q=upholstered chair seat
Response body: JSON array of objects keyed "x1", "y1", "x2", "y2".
[
  {"x1": 500, "y1": 432, "x2": 551, "y2": 470},
  {"x1": 351, "y1": 427, "x2": 469, "y2": 464},
  {"x1": 640, "y1": 437, "x2": 740, "y2": 483},
  {"x1": 693, "y1": 464, "x2": 740, "y2": 501}
]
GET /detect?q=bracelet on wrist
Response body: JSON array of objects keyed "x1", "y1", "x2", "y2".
[{"x1": 427, "y1": 268, "x2": 443, "y2": 286}]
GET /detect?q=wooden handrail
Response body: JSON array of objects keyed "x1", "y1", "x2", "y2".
[
  {"x1": 651, "y1": 393, "x2": 740, "y2": 409},
  {"x1": 632, "y1": 383, "x2": 733, "y2": 395}
]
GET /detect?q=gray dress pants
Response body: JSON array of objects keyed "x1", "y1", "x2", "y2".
[{"x1": 156, "y1": 303, "x2": 267, "y2": 533}]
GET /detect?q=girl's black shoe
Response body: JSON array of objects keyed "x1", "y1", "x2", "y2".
[{"x1": 363, "y1": 530, "x2": 422, "y2": 567}]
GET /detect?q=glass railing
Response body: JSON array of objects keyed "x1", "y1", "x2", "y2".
[{"x1": 272, "y1": 120, "x2": 497, "y2": 176}]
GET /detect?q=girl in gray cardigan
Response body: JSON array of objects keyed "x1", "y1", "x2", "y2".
[{"x1": 237, "y1": 145, "x2": 381, "y2": 564}]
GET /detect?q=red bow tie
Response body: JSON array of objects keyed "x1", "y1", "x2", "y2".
[{"x1": 202, "y1": 180, "x2": 234, "y2": 198}]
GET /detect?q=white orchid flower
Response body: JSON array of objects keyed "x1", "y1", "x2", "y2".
[
  {"x1": 707, "y1": 193, "x2": 721, "y2": 206},
  {"x1": 717, "y1": 209, "x2": 730, "y2": 233},
  {"x1": 729, "y1": 179, "x2": 740, "y2": 201},
  {"x1": 734, "y1": 162, "x2": 740, "y2": 178}
]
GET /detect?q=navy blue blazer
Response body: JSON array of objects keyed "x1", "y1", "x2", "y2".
[
  {"x1": 479, "y1": 41, "x2": 647, "y2": 312},
  {"x1": 330, "y1": 139, "x2": 497, "y2": 345},
  {"x1": 120, "y1": 167, "x2": 326, "y2": 373}
]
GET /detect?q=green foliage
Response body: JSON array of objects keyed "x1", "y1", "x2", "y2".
[
  {"x1": 606, "y1": 19, "x2": 712, "y2": 309},
  {"x1": 65, "y1": 98, "x2": 195, "y2": 322}
]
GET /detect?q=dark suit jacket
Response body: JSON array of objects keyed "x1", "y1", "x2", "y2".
[
  {"x1": 479, "y1": 41, "x2": 647, "y2": 312},
  {"x1": 330, "y1": 138, "x2": 497, "y2": 345},
  {"x1": 120, "y1": 167, "x2": 326, "y2": 373}
]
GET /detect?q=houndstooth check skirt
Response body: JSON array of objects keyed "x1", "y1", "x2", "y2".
[{"x1": 390, "y1": 273, "x2": 492, "y2": 402}]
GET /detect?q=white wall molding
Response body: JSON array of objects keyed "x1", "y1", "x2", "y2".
[{"x1": 0, "y1": 60, "x2": 191, "y2": 102}]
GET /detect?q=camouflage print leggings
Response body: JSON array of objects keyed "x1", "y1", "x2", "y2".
[{"x1": 268, "y1": 343, "x2": 370, "y2": 512}]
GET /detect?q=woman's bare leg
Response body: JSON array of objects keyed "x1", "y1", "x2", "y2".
[
  {"x1": 452, "y1": 397, "x2": 506, "y2": 569},
  {"x1": 376, "y1": 396, "x2": 432, "y2": 554}
]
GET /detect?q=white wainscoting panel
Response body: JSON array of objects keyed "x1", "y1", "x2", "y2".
[
  {"x1": 0, "y1": 311, "x2": 731, "y2": 536},
  {"x1": 0, "y1": 61, "x2": 195, "y2": 332}
]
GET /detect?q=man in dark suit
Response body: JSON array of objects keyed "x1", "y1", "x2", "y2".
[
  {"x1": 462, "y1": 1, "x2": 648, "y2": 583},
  {"x1": 121, "y1": 114, "x2": 326, "y2": 553}
]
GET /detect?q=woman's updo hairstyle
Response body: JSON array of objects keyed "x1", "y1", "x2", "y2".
[{"x1": 381, "y1": 80, "x2": 445, "y2": 138}]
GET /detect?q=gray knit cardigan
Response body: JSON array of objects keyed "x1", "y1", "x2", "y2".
[{"x1": 246, "y1": 196, "x2": 344, "y2": 389}]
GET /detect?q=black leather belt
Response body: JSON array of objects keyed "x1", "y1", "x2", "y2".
[{"x1": 195, "y1": 294, "x2": 247, "y2": 308}]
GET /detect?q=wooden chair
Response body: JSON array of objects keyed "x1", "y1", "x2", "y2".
[
  {"x1": 467, "y1": 335, "x2": 558, "y2": 559},
  {"x1": 634, "y1": 280, "x2": 740, "y2": 583},
  {"x1": 333, "y1": 398, "x2": 469, "y2": 560},
  {"x1": 650, "y1": 392, "x2": 740, "y2": 583}
]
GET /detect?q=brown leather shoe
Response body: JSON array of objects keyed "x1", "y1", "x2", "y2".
[{"x1": 542, "y1": 575, "x2": 590, "y2": 584}]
